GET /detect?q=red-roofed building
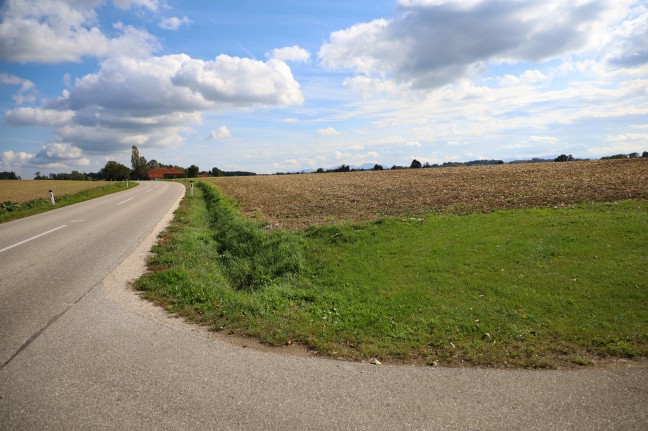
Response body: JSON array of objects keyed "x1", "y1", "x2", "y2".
[{"x1": 148, "y1": 168, "x2": 185, "y2": 180}]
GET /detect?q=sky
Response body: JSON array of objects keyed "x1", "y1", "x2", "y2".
[{"x1": 1, "y1": 0, "x2": 647, "y2": 179}]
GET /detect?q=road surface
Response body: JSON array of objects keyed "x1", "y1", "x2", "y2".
[{"x1": 1, "y1": 181, "x2": 646, "y2": 430}]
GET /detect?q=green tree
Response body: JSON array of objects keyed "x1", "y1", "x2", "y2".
[
  {"x1": 101, "y1": 161, "x2": 131, "y2": 180},
  {"x1": 187, "y1": 165, "x2": 199, "y2": 178},
  {"x1": 555, "y1": 154, "x2": 574, "y2": 162},
  {"x1": 373, "y1": 164, "x2": 384, "y2": 171},
  {"x1": 211, "y1": 166, "x2": 224, "y2": 177},
  {"x1": 131, "y1": 146, "x2": 148, "y2": 179},
  {"x1": 410, "y1": 159, "x2": 422, "y2": 169},
  {"x1": 0, "y1": 171, "x2": 19, "y2": 180},
  {"x1": 147, "y1": 159, "x2": 160, "y2": 169}
]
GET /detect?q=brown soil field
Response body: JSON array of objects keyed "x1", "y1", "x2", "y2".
[
  {"x1": 0, "y1": 180, "x2": 115, "y2": 203},
  {"x1": 207, "y1": 159, "x2": 648, "y2": 230}
]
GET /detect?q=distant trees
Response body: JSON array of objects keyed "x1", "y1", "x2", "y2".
[
  {"x1": 373, "y1": 164, "x2": 384, "y2": 171},
  {"x1": 554, "y1": 154, "x2": 574, "y2": 162},
  {"x1": 410, "y1": 159, "x2": 422, "y2": 169},
  {"x1": 332, "y1": 165, "x2": 351, "y2": 172},
  {"x1": 33, "y1": 171, "x2": 86, "y2": 180},
  {"x1": 187, "y1": 165, "x2": 199, "y2": 178},
  {"x1": 0, "y1": 171, "x2": 20, "y2": 180},
  {"x1": 131, "y1": 146, "x2": 149, "y2": 180},
  {"x1": 147, "y1": 159, "x2": 160, "y2": 170},
  {"x1": 100, "y1": 161, "x2": 130, "y2": 180}
]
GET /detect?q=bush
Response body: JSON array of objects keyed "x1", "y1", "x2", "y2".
[{"x1": 0, "y1": 201, "x2": 20, "y2": 214}]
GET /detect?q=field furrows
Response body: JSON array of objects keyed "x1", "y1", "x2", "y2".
[{"x1": 208, "y1": 159, "x2": 648, "y2": 229}]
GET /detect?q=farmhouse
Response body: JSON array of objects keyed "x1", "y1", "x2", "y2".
[{"x1": 148, "y1": 168, "x2": 185, "y2": 180}]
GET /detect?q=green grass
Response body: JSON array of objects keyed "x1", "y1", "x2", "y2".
[
  {"x1": 0, "y1": 182, "x2": 137, "y2": 223},
  {"x1": 135, "y1": 182, "x2": 648, "y2": 368}
]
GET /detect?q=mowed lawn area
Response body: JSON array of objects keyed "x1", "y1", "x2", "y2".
[{"x1": 136, "y1": 172, "x2": 647, "y2": 368}]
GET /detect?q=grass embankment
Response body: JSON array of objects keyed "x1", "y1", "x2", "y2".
[
  {"x1": 136, "y1": 181, "x2": 648, "y2": 368},
  {"x1": 0, "y1": 181, "x2": 136, "y2": 223}
]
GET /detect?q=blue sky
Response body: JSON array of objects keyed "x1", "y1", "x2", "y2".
[{"x1": 1, "y1": 0, "x2": 647, "y2": 179}]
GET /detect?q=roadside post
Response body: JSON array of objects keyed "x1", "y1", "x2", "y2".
[
  {"x1": 126, "y1": 179, "x2": 129, "y2": 188},
  {"x1": 49, "y1": 190, "x2": 55, "y2": 205},
  {"x1": 190, "y1": 180, "x2": 194, "y2": 197}
]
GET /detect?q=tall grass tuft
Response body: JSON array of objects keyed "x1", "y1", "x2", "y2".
[{"x1": 198, "y1": 182, "x2": 306, "y2": 290}]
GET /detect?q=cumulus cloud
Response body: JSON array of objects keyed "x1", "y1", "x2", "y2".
[
  {"x1": 405, "y1": 141, "x2": 422, "y2": 147},
  {"x1": 0, "y1": 143, "x2": 90, "y2": 172},
  {"x1": 317, "y1": 127, "x2": 341, "y2": 136},
  {"x1": 112, "y1": 0, "x2": 158, "y2": 11},
  {"x1": 172, "y1": 55, "x2": 304, "y2": 106},
  {"x1": 606, "y1": 4, "x2": 648, "y2": 67},
  {"x1": 0, "y1": 72, "x2": 37, "y2": 104},
  {"x1": 1, "y1": 150, "x2": 34, "y2": 171},
  {"x1": 5, "y1": 107, "x2": 75, "y2": 126},
  {"x1": 319, "y1": 0, "x2": 625, "y2": 89},
  {"x1": 268, "y1": 45, "x2": 311, "y2": 63},
  {"x1": 0, "y1": 0, "x2": 159, "y2": 64},
  {"x1": 31, "y1": 143, "x2": 91, "y2": 168},
  {"x1": 159, "y1": 16, "x2": 191, "y2": 30},
  {"x1": 5, "y1": 53, "x2": 303, "y2": 154},
  {"x1": 209, "y1": 126, "x2": 232, "y2": 140}
]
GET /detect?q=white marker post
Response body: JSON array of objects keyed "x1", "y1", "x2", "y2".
[
  {"x1": 49, "y1": 190, "x2": 55, "y2": 205},
  {"x1": 190, "y1": 180, "x2": 194, "y2": 197},
  {"x1": 126, "y1": 179, "x2": 129, "y2": 188}
]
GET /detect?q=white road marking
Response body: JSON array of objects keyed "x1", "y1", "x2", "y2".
[
  {"x1": 117, "y1": 197, "x2": 134, "y2": 206},
  {"x1": 0, "y1": 225, "x2": 67, "y2": 254}
]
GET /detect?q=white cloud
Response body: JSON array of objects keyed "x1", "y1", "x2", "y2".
[
  {"x1": 0, "y1": 0, "x2": 159, "y2": 64},
  {"x1": 0, "y1": 72, "x2": 37, "y2": 104},
  {"x1": 5, "y1": 53, "x2": 303, "y2": 155},
  {"x1": 281, "y1": 118, "x2": 299, "y2": 124},
  {"x1": 317, "y1": 127, "x2": 341, "y2": 136},
  {"x1": 159, "y1": 16, "x2": 191, "y2": 31},
  {"x1": 319, "y1": 0, "x2": 631, "y2": 89},
  {"x1": 405, "y1": 141, "x2": 422, "y2": 147},
  {"x1": 172, "y1": 55, "x2": 304, "y2": 106},
  {"x1": 0, "y1": 143, "x2": 91, "y2": 172},
  {"x1": 268, "y1": 45, "x2": 311, "y2": 63},
  {"x1": 5, "y1": 107, "x2": 75, "y2": 126},
  {"x1": 112, "y1": 0, "x2": 158, "y2": 11},
  {"x1": 1, "y1": 150, "x2": 34, "y2": 171},
  {"x1": 209, "y1": 126, "x2": 232, "y2": 140}
]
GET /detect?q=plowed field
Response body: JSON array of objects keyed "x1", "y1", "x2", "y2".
[{"x1": 207, "y1": 159, "x2": 648, "y2": 229}]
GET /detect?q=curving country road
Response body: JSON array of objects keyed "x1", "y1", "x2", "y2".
[{"x1": 1, "y1": 181, "x2": 646, "y2": 430}]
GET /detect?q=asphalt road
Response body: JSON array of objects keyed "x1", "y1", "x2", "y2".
[{"x1": 1, "y1": 181, "x2": 646, "y2": 430}]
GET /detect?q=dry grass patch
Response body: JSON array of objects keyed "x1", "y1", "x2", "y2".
[
  {"x1": 207, "y1": 159, "x2": 648, "y2": 229},
  {"x1": 0, "y1": 180, "x2": 115, "y2": 203}
]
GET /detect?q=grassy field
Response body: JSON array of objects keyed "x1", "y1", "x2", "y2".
[
  {"x1": 0, "y1": 180, "x2": 135, "y2": 223},
  {"x1": 136, "y1": 178, "x2": 647, "y2": 368}
]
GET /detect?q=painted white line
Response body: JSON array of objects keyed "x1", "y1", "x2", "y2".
[
  {"x1": 117, "y1": 197, "x2": 134, "y2": 206},
  {"x1": 0, "y1": 225, "x2": 67, "y2": 254},
  {"x1": 145, "y1": 189, "x2": 152, "y2": 193}
]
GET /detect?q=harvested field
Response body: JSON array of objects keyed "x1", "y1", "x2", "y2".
[
  {"x1": 0, "y1": 180, "x2": 115, "y2": 203},
  {"x1": 207, "y1": 159, "x2": 648, "y2": 229}
]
